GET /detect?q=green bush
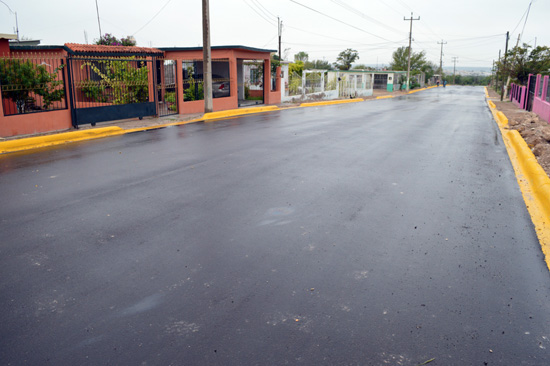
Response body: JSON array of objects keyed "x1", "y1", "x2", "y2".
[{"x1": 0, "y1": 58, "x2": 65, "y2": 113}]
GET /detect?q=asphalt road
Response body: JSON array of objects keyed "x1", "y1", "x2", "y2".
[{"x1": 1, "y1": 86, "x2": 549, "y2": 365}]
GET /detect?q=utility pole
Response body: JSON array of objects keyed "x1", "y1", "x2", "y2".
[
  {"x1": 437, "y1": 40, "x2": 447, "y2": 77},
  {"x1": 202, "y1": 0, "x2": 213, "y2": 112},
  {"x1": 452, "y1": 56, "x2": 458, "y2": 84},
  {"x1": 95, "y1": 0, "x2": 102, "y2": 39},
  {"x1": 404, "y1": 12, "x2": 420, "y2": 92},
  {"x1": 497, "y1": 49, "x2": 501, "y2": 91},
  {"x1": 500, "y1": 31, "x2": 509, "y2": 102},
  {"x1": 504, "y1": 33, "x2": 521, "y2": 99},
  {"x1": 1, "y1": 2, "x2": 20, "y2": 41},
  {"x1": 278, "y1": 17, "x2": 283, "y2": 61},
  {"x1": 14, "y1": 11, "x2": 19, "y2": 41}
]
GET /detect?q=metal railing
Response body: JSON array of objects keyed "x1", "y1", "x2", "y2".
[{"x1": 0, "y1": 53, "x2": 67, "y2": 116}]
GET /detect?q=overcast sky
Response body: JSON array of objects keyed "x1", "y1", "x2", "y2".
[{"x1": 1, "y1": 0, "x2": 548, "y2": 68}]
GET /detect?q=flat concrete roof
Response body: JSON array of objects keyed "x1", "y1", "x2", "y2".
[{"x1": 0, "y1": 34, "x2": 18, "y2": 40}]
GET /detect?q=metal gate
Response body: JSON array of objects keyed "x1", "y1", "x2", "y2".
[
  {"x1": 526, "y1": 74, "x2": 537, "y2": 112},
  {"x1": 67, "y1": 55, "x2": 157, "y2": 127},
  {"x1": 373, "y1": 74, "x2": 388, "y2": 89},
  {"x1": 156, "y1": 59, "x2": 178, "y2": 117}
]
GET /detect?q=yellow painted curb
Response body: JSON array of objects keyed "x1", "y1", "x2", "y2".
[
  {"x1": 300, "y1": 98, "x2": 363, "y2": 107},
  {"x1": 203, "y1": 106, "x2": 280, "y2": 120},
  {"x1": 488, "y1": 100, "x2": 496, "y2": 109},
  {"x1": 408, "y1": 88, "x2": 427, "y2": 94},
  {"x1": 376, "y1": 95, "x2": 394, "y2": 100},
  {"x1": 487, "y1": 100, "x2": 550, "y2": 270},
  {"x1": 497, "y1": 111, "x2": 508, "y2": 127},
  {"x1": 0, "y1": 127, "x2": 125, "y2": 154},
  {"x1": 484, "y1": 86, "x2": 490, "y2": 98}
]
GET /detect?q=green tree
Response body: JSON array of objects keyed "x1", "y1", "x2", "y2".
[
  {"x1": 304, "y1": 59, "x2": 332, "y2": 70},
  {"x1": 82, "y1": 58, "x2": 149, "y2": 104},
  {"x1": 95, "y1": 33, "x2": 136, "y2": 46},
  {"x1": 334, "y1": 49, "x2": 359, "y2": 70},
  {"x1": 0, "y1": 59, "x2": 65, "y2": 113},
  {"x1": 390, "y1": 46, "x2": 436, "y2": 81},
  {"x1": 390, "y1": 46, "x2": 427, "y2": 71},
  {"x1": 289, "y1": 60, "x2": 304, "y2": 76},
  {"x1": 294, "y1": 51, "x2": 309, "y2": 63},
  {"x1": 496, "y1": 44, "x2": 550, "y2": 85},
  {"x1": 352, "y1": 64, "x2": 375, "y2": 70}
]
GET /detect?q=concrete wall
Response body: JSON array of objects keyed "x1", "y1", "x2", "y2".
[{"x1": 533, "y1": 75, "x2": 550, "y2": 123}]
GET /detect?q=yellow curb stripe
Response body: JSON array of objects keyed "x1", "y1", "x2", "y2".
[
  {"x1": 0, "y1": 127, "x2": 125, "y2": 154},
  {"x1": 300, "y1": 98, "x2": 363, "y2": 107},
  {"x1": 123, "y1": 118, "x2": 205, "y2": 133},
  {"x1": 487, "y1": 100, "x2": 550, "y2": 270},
  {"x1": 376, "y1": 95, "x2": 394, "y2": 100},
  {"x1": 203, "y1": 106, "x2": 280, "y2": 120}
]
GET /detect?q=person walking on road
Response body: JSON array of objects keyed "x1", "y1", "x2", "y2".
[{"x1": 443, "y1": 80, "x2": 447, "y2": 88}]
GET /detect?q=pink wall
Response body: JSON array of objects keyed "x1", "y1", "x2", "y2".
[
  {"x1": 510, "y1": 83, "x2": 527, "y2": 109},
  {"x1": 533, "y1": 75, "x2": 550, "y2": 123}
]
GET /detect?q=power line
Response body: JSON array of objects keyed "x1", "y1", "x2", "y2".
[
  {"x1": 329, "y1": 0, "x2": 404, "y2": 36},
  {"x1": 511, "y1": 1, "x2": 531, "y2": 36},
  {"x1": 251, "y1": 0, "x2": 277, "y2": 19},
  {"x1": 133, "y1": 0, "x2": 173, "y2": 36},
  {"x1": 289, "y1": 0, "x2": 401, "y2": 44},
  {"x1": 242, "y1": 0, "x2": 276, "y2": 25},
  {"x1": 250, "y1": 0, "x2": 276, "y2": 21},
  {"x1": 519, "y1": 0, "x2": 533, "y2": 44}
]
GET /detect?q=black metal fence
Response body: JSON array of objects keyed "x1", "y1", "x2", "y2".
[
  {"x1": 67, "y1": 55, "x2": 156, "y2": 126},
  {"x1": 0, "y1": 53, "x2": 68, "y2": 116},
  {"x1": 156, "y1": 58, "x2": 178, "y2": 117},
  {"x1": 182, "y1": 59, "x2": 231, "y2": 101}
]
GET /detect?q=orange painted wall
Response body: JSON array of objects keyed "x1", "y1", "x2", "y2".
[
  {"x1": 165, "y1": 48, "x2": 281, "y2": 113},
  {"x1": 0, "y1": 47, "x2": 72, "y2": 137},
  {"x1": 0, "y1": 109, "x2": 72, "y2": 137}
]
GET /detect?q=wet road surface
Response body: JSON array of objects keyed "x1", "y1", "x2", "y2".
[{"x1": 1, "y1": 86, "x2": 549, "y2": 365}]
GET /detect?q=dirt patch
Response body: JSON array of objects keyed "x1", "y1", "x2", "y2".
[{"x1": 487, "y1": 88, "x2": 550, "y2": 176}]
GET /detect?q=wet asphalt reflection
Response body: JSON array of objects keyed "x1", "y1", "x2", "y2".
[{"x1": 1, "y1": 86, "x2": 549, "y2": 365}]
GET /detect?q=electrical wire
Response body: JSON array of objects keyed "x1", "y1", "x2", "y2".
[
  {"x1": 243, "y1": 0, "x2": 276, "y2": 26},
  {"x1": 133, "y1": 0, "x2": 173, "y2": 36},
  {"x1": 289, "y1": 0, "x2": 402, "y2": 44},
  {"x1": 251, "y1": 0, "x2": 278, "y2": 20},
  {"x1": 329, "y1": 0, "x2": 404, "y2": 36}
]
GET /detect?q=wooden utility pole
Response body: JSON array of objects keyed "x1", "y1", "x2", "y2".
[
  {"x1": 202, "y1": 0, "x2": 213, "y2": 113},
  {"x1": 404, "y1": 12, "x2": 420, "y2": 92},
  {"x1": 500, "y1": 31, "x2": 509, "y2": 102},
  {"x1": 437, "y1": 40, "x2": 447, "y2": 76},
  {"x1": 497, "y1": 50, "x2": 501, "y2": 91},
  {"x1": 452, "y1": 57, "x2": 458, "y2": 84},
  {"x1": 504, "y1": 33, "x2": 521, "y2": 100}
]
